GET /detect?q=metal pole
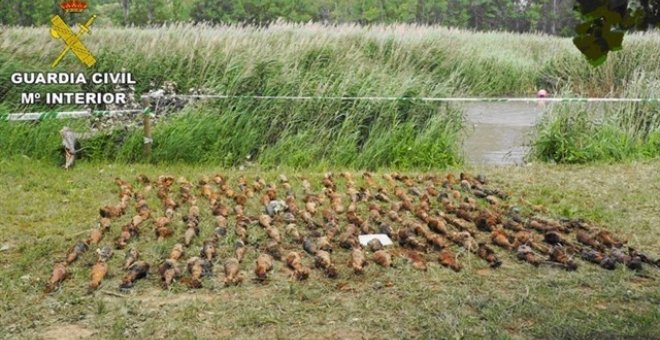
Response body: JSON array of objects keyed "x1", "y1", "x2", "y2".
[
  {"x1": 141, "y1": 96, "x2": 153, "y2": 160},
  {"x1": 143, "y1": 109, "x2": 152, "y2": 159}
]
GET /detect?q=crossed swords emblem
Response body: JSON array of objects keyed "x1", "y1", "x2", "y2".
[{"x1": 50, "y1": 15, "x2": 97, "y2": 68}]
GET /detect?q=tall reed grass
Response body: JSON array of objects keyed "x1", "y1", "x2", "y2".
[
  {"x1": 2, "y1": 23, "x2": 658, "y2": 107},
  {"x1": 0, "y1": 98, "x2": 463, "y2": 169},
  {"x1": 1, "y1": 23, "x2": 658, "y2": 167},
  {"x1": 531, "y1": 76, "x2": 660, "y2": 163}
]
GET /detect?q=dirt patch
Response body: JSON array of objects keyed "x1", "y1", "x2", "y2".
[
  {"x1": 476, "y1": 268, "x2": 491, "y2": 276},
  {"x1": 39, "y1": 324, "x2": 94, "y2": 340},
  {"x1": 630, "y1": 275, "x2": 656, "y2": 288},
  {"x1": 101, "y1": 289, "x2": 221, "y2": 308},
  {"x1": 140, "y1": 292, "x2": 217, "y2": 308},
  {"x1": 322, "y1": 329, "x2": 367, "y2": 339}
]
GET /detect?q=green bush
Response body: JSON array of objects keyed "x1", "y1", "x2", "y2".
[{"x1": 531, "y1": 91, "x2": 659, "y2": 163}]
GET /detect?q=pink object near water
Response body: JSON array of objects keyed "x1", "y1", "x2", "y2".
[{"x1": 537, "y1": 89, "x2": 548, "y2": 98}]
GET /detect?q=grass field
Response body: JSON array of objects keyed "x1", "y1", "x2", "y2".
[{"x1": 1, "y1": 158, "x2": 658, "y2": 339}]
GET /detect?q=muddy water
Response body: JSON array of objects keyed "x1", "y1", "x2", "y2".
[{"x1": 462, "y1": 102, "x2": 548, "y2": 165}]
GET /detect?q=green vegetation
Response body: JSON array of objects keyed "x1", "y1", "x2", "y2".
[
  {"x1": 531, "y1": 106, "x2": 660, "y2": 163},
  {"x1": 2, "y1": 0, "x2": 582, "y2": 35},
  {"x1": 1, "y1": 24, "x2": 658, "y2": 167},
  {"x1": 6, "y1": 0, "x2": 658, "y2": 65},
  {"x1": 531, "y1": 80, "x2": 660, "y2": 163},
  {"x1": 0, "y1": 103, "x2": 462, "y2": 169},
  {"x1": 2, "y1": 5, "x2": 658, "y2": 339},
  {"x1": 3, "y1": 23, "x2": 659, "y2": 102},
  {"x1": 0, "y1": 159, "x2": 658, "y2": 338}
]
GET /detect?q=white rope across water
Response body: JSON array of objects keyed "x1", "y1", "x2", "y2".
[
  {"x1": 141, "y1": 94, "x2": 659, "y2": 103},
  {"x1": 2, "y1": 96, "x2": 657, "y2": 121}
]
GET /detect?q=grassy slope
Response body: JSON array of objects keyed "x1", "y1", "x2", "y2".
[{"x1": 0, "y1": 158, "x2": 658, "y2": 339}]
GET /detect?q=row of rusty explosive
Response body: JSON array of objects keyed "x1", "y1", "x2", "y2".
[{"x1": 46, "y1": 171, "x2": 659, "y2": 293}]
